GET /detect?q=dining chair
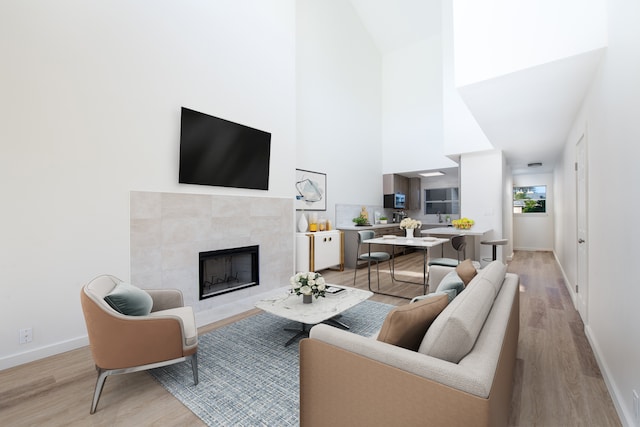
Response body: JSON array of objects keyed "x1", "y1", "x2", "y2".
[
  {"x1": 353, "y1": 230, "x2": 391, "y2": 290},
  {"x1": 428, "y1": 234, "x2": 466, "y2": 268}
]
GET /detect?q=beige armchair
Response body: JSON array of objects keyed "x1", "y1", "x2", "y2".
[{"x1": 80, "y1": 275, "x2": 198, "y2": 414}]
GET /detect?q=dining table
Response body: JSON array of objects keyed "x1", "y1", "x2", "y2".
[{"x1": 361, "y1": 235, "x2": 450, "y2": 299}]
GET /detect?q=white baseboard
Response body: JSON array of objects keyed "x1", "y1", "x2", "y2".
[
  {"x1": 585, "y1": 325, "x2": 634, "y2": 426},
  {"x1": 1, "y1": 286, "x2": 289, "y2": 372},
  {"x1": 552, "y1": 251, "x2": 578, "y2": 309},
  {"x1": 552, "y1": 251, "x2": 631, "y2": 426},
  {"x1": 0, "y1": 336, "x2": 89, "y2": 371}
]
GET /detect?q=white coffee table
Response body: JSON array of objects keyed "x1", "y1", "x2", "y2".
[{"x1": 255, "y1": 285, "x2": 373, "y2": 346}]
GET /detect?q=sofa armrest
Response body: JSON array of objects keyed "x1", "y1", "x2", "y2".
[
  {"x1": 309, "y1": 324, "x2": 489, "y2": 397},
  {"x1": 147, "y1": 289, "x2": 184, "y2": 312}
]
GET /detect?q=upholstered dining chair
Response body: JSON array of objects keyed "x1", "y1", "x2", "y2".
[
  {"x1": 80, "y1": 275, "x2": 198, "y2": 414},
  {"x1": 428, "y1": 234, "x2": 466, "y2": 268},
  {"x1": 353, "y1": 230, "x2": 392, "y2": 290}
]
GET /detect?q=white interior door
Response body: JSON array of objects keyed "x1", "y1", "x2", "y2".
[{"x1": 576, "y1": 134, "x2": 588, "y2": 322}]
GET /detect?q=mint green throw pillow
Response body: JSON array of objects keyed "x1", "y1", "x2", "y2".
[
  {"x1": 104, "y1": 282, "x2": 153, "y2": 316},
  {"x1": 435, "y1": 271, "x2": 465, "y2": 299}
]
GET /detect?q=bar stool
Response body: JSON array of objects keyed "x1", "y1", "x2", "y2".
[{"x1": 480, "y1": 239, "x2": 508, "y2": 262}]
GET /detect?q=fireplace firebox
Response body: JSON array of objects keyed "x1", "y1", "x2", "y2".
[{"x1": 199, "y1": 245, "x2": 259, "y2": 300}]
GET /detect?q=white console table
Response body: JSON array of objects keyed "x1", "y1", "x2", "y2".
[{"x1": 296, "y1": 230, "x2": 344, "y2": 272}]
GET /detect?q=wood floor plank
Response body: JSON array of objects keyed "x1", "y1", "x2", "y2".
[{"x1": 0, "y1": 250, "x2": 621, "y2": 426}]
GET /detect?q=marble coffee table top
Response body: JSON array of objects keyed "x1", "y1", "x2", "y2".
[{"x1": 255, "y1": 285, "x2": 373, "y2": 325}]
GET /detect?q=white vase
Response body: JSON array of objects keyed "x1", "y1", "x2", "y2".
[
  {"x1": 405, "y1": 228, "x2": 414, "y2": 238},
  {"x1": 298, "y1": 213, "x2": 308, "y2": 232}
]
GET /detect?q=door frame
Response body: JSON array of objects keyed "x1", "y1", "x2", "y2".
[{"x1": 576, "y1": 132, "x2": 589, "y2": 322}]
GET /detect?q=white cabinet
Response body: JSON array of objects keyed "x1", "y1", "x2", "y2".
[{"x1": 296, "y1": 231, "x2": 344, "y2": 273}]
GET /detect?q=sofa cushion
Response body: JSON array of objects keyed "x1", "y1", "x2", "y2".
[
  {"x1": 435, "y1": 271, "x2": 465, "y2": 298},
  {"x1": 104, "y1": 282, "x2": 153, "y2": 316},
  {"x1": 477, "y1": 260, "x2": 508, "y2": 295},
  {"x1": 455, "y1": 259, "x2": 477, "y2": 286},
  {"x1": 377, "y1": 293, "x2": 448, "y2": 351},
  {"x1": 418, "y1": 263, "x2": 507, "y2": 363}
]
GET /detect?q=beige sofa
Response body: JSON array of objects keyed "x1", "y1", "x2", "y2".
[{"x1": 299, "y1": 261, "x2": 519, "y2": 427}]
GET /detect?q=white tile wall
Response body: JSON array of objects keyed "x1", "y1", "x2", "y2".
[{"x1": 130, "y1": 191, "x2": 294, "y2": 322}]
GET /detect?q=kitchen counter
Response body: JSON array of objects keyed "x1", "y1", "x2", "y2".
[
  {"x1": 337, "y1": 223, "x2": 445, "y2": 231},
  {"x1": 422, "y1": 226, "x2": 493, "y2": 262},
  {"x1": 421, "y1": 226, "x2": 492, "y2": 236}
]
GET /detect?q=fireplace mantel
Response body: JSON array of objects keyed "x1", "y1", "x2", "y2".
[{"x1": 130, "y1": 191, "x2": 293, "y2": 324}]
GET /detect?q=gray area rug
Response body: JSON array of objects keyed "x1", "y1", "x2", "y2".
[{"x1": 149, "y1": 300, "x2": 394, "y2": 426}]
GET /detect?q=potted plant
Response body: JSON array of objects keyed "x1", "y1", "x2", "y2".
[
  {"x1": 379, "y1": 216, "x2": 388, "y2": 224},
  {"x1": 352, "y1": 215, "x2": 369, "y2": 226}
]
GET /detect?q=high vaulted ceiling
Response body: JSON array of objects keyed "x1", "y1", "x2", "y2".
[{"x1": 349, "y1": 0, "x2": 605, "y2": 175}]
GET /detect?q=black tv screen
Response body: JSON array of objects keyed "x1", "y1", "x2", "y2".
[{"x1": 179, "y1": 107, "x2": 271, "y2": 190}]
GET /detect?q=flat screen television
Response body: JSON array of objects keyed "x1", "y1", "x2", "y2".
[{"x1": 179, "y1": 107, "x2": 271, "y2": 190}]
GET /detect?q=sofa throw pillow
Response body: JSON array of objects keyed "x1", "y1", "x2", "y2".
[
  {"x1": 377, "y1": 293, "x2": 448, "y2": 351},
  {"x1": 456, "y1": 259, "x2": 477, "y2": 286},
  {"x1": 104, "y1": 282, "x2": 153, "y2": 316},
  {"x1": 435, "y1": 271, "x2": 465, "y2": 298}
]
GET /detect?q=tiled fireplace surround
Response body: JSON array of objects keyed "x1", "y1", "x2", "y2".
[{"x1": 130, "y1": 191, "x2": 294, "y2": 325}]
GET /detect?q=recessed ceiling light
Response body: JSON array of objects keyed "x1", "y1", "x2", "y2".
[
  {"x1": 419, "y1": 171, "x2": 445, "y2": 177},
  {"x1": 527, "y1": 162, "x2": 543, "y2": 168}
]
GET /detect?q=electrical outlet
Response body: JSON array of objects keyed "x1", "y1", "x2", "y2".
[
  {"x1": 633, "y1": 390, "x2": 639, "y2": 421},
  {"x1": 19, "y1": 327, "x2": 32, "y2": 344}
]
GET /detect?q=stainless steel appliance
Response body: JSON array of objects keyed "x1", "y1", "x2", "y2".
[
  {"x1": 392, "y1": 211, "x2": 407, "y2": 223},
  {"x1": 384, "y1": 193, "x2": 406, "y2": 209}
]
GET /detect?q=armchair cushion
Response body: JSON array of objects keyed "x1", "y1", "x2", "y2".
[
  {"x1": 149, "y1": 306, "x2": 198, "y2": 347},
  {"x1": 376, "y1": 293, "x2": 448, "y2": 351},
  {"x1": 104, "y1": 282, "x2": 153, "y2": 316}
]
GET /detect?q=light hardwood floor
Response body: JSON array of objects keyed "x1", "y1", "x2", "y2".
[{"x1": 0, "y1": 251, "x2": 621, "y2": 426}]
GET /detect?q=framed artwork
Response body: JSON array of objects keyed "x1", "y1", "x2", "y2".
[{"x1": 295, "y1": 169, "x2": 326, "y2": 211}]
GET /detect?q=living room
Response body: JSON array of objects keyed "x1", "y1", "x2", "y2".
[{"x1": 2, "y1": 0, "x2": 639, "y2": 426}]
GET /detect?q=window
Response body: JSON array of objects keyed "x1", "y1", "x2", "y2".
[
  {"x1": 424, "y1": 187, "x2": 459, "y2": 215},
  {"x1": 513, "y1": 186, "x2": 546, "y2": 213}
]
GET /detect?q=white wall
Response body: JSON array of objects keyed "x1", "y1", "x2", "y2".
[
  {"x1": 296, "y1": 0, "x2": 382, "y2": 222},
  {"x1": 452, "y1": 0, "x2": 608, "y2": 86},
  {"x1": 442, "y1": 0, "x2": 494, "y2": 157},
  {"x1": 459, "y1": 150, "x2": 505, "y2": 262},
  {"x1": 554, "y1": 0, "x2": 640, "y2": 423},
  {"x1": 513, "y1": 173, "x2": 554, "y2": 251},
  {"x1": 381, "y1": 36, "x2": 457, "y2": 173},
  {"x1": 0, "y1": 0, "x2": 296, "y2": 369}
]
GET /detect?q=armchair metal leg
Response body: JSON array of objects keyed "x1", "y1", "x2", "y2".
[
  {"x1": 88, "y1": 354, "x2": 197, "y2": 414},
  {"x1": 90, "y1": 367, "x2": 109, "y2": 414}
]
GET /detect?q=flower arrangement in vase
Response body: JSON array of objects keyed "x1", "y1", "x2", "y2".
[
  {"x1": 399, "y1": 217, "x2": 422, "y2": 238},
  {"x1": 290, "y1": 272, "x2": 326, "y2": 303}
]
